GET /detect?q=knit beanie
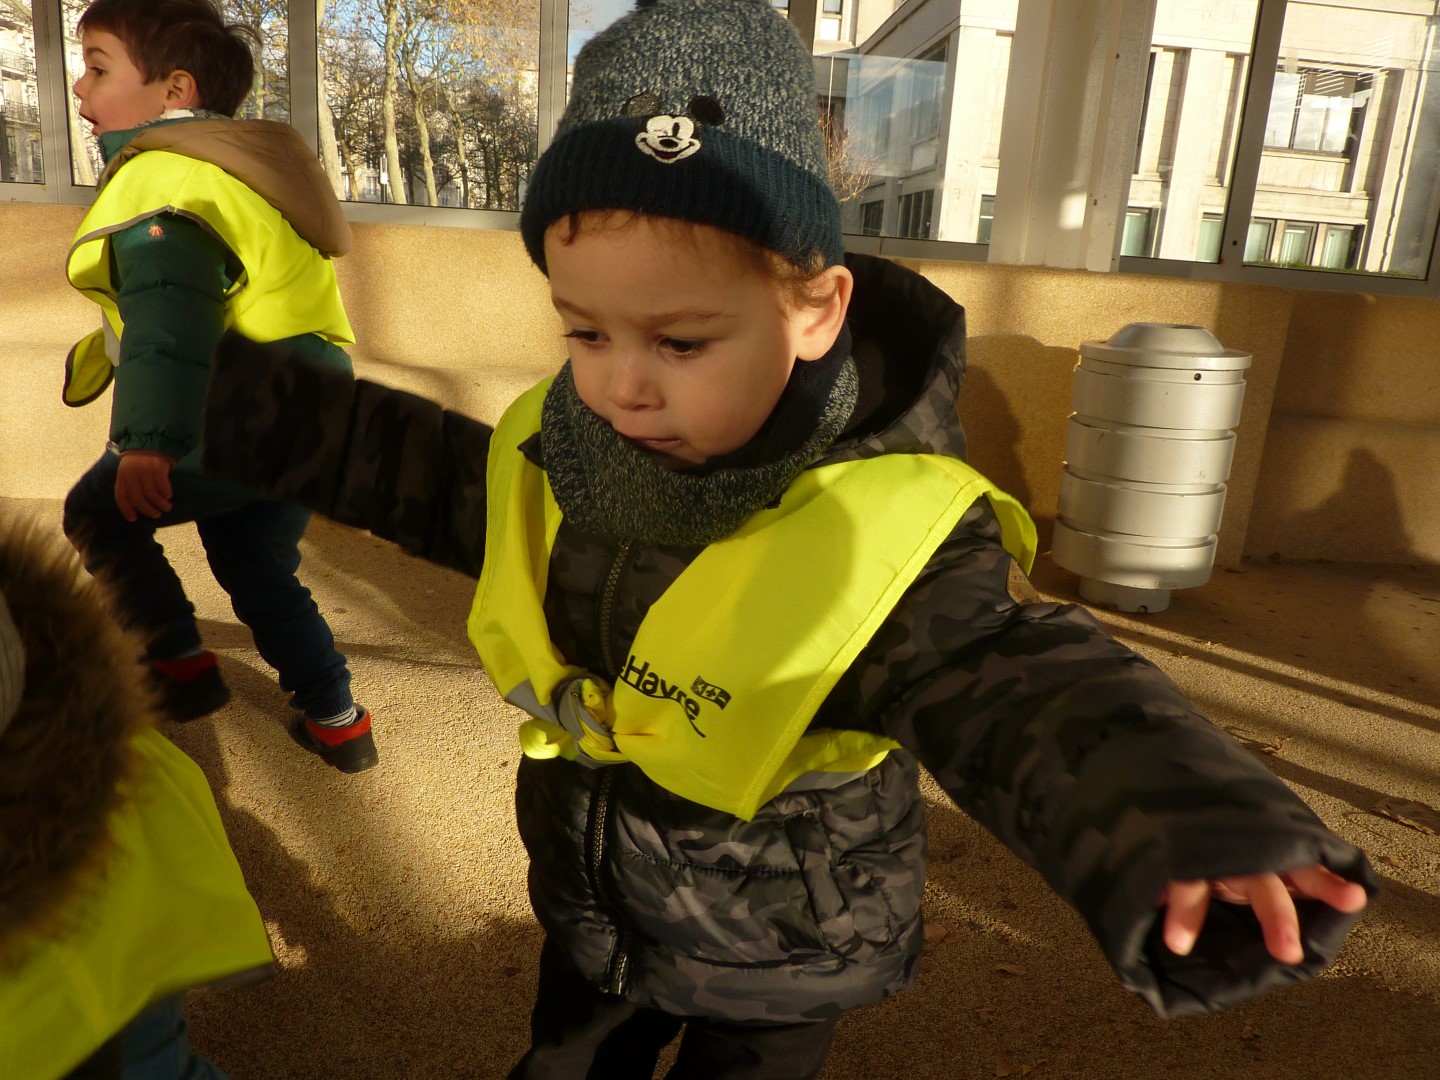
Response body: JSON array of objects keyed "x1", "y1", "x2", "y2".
[{"x1": 520, "y1": 0, "x2": 843, "y2": 273}]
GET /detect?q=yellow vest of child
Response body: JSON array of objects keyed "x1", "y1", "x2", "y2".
[
  {"x1": 0, "y1": 728, "x2": 273, "y2": 1080},
  {"x1": 63, "y1": 148, "x2": 355, "y2": 407},
  {"x1": 469, "y1": 379, "x2": 1037, "y2": 821}
]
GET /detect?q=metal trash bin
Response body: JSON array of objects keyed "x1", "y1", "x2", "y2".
[{"x1": 1050, "y1": 323, "x2": 1252, "y2": 613}]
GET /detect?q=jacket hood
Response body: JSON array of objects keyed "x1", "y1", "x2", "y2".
[
  {"x1": 825, "y1": 253, "x2": 968, "y2": 465},
  {"x1": 0, "y1": 519, "x2": 149, "y2": 964},
  {"x1": 99, "y1": 114, "x2": 352, "y2": 257}
]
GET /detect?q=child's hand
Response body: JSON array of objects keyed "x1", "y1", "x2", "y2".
[
  {"x1": 114, "y1": 451, "x2": 176, "y2": 522},
  {"x1": 1160, "y1": 865, "x2": 1369, "y2": 964}
]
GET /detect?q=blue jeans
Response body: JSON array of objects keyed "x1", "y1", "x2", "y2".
[
  {"x1": 63, "y1": 453, "x2": 352, "y2": 719},
  {"x1": 65, "y1": 996, "x2": 226, "y2": 1080},
  {"x1": 120, "y1": 996, "x2": 228, "y2": 1080}
]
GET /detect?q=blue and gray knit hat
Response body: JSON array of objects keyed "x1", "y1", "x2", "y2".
[{"x1": 520, "y1": 0, "x2": 843, "y2": 273}]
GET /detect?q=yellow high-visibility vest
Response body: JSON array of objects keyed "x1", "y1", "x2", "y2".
[
  {"x1": 64, "y1": 149, "x2": 354, "y2": 407},
  {"x1": 469, "y1": 378, "x2": 1037, "y2": 821},
  {"x1": 0, "y1": 728, "x2": 274, "y2": 1080}
]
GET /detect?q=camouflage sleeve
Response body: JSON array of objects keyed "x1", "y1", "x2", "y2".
[
  {"x1": 824, "y1": 498, "x2": 1378, "y2": 1018},
  {"x1": 201, "y1": 331, "x2": 490, "y2": 577}
]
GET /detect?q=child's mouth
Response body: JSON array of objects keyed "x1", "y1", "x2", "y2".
[{"x1": 630, "y1": 437, "x2": 682, "y2": 452}]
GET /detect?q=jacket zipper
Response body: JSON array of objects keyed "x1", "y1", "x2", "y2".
[
  {"x1": 588, "y1": 767, "x2": 633, "y2": 995},
  {"x1": 597, "y1": 539, "x2": 633, "y2": 676},
  {"x1": 591, "y1": 540, "x2": 634, "y2": 995}
]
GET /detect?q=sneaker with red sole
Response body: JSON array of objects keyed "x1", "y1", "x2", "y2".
[
  {"x1": 289, "y1": 707, "x2": 379, "y2": 774},
  {"x1": 146, "y1": 651, "x2": 231, "y2": 723}
]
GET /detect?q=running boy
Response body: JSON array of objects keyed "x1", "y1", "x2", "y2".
[
  {"x1": 201, "y1": 0, "x2": 1375, "y2": 1074},
  {"x1": 61, "y1": 0, "x2": 376, "y2": 772}
]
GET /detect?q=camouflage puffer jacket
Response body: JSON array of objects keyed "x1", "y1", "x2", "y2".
[{"x1": 202, "y1": 253, "x2": 1375, "y2": 1022}]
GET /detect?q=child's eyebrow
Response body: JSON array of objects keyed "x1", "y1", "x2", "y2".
[
  {"x1": 83, "y1": 45, "x2": 113, "y2": 60},
  {"x1": 552, "y1": 295, "x2": 734, "y2": 327}
]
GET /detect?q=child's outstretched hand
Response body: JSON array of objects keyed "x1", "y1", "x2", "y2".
[
  {"x1": 1161, "y1": 865, "x2": 1369, "y2": 964},
  {"x1": 114, "y1": 451, "x2": 176, "y2": 522}
]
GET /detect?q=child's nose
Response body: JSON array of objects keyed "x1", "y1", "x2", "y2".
[{"x1": 607, "y1": 354, "x2": 660, "y2": 410}]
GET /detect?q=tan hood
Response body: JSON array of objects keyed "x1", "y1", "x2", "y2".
[{"x1": 101, "y1": 119, "x2": 352, "y2": 257}]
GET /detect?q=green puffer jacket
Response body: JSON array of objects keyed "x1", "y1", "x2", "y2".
[
  {"x1": 198, "y1": 253, "x2": 1377, "y2": 1023},
  {"x1": 76, "y1": 112, "x2": 354, "y2": 468}
]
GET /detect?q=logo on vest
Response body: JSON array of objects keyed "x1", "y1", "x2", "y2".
[{"x1": 618, "y1": 654, "x2": 730, "y2": 737}]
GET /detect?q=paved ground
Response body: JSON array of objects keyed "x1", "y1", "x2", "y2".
[{"x1": 7, "y1": 495, "x2": 1439, "y2": 1079}]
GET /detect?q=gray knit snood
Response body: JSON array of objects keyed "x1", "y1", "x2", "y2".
[{"x1": 541, "y1": 357, "x2": 859, "y2": 545}]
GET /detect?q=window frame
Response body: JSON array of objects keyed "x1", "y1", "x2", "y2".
[{"x1": 9, "y1": 0, "x2": 1440, "y2": 298}]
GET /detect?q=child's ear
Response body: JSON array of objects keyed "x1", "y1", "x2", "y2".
[
  {"x1": 164, "y1": 69, "x2": 202, "y2": 110},
  {"x1": 794, "y1": 264, "x2": 854, "y2": 362}
]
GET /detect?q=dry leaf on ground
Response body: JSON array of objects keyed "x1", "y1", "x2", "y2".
[
  {"x1": 994, "y1": 962, "x2": 1027, "y2": 976},
  {"x1": 1227, "y1": 729, "x2": 1293, "y2": 756},
  {"x1": 923, "y1": 923, "x2": 951, "y2": 945},
  {"x1": 1374, "y1": 799, "x2": 1440, "y2": 835}
]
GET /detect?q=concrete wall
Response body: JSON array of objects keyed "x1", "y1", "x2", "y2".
[
  {"x1": 1246, "y1": 291, "x2": 1440, "y2": 566},
  {"x1": 3, "y1": 200, "x2": 1435, "y2": 567}
]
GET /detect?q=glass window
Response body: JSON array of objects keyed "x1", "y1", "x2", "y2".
[
  {"x1": 322, "y1": 0, "x2": 539, "y2": 207},
  {"x1": 1120, "y1": 208, "x2": 1154, "y2": 257},
  {"x1": 1122, "y1": 0, "x2": 1259, "y2": 264},
  {"x1": 1266, "y1": 68, "x2": 1367, "y2": 155},
  {"x1": 1196, "y1": 213, "x2": 1223, "y2": 261},
  {"x1": 1245, "y1": 1, "x2": 1434, "y2": 278},
  {"x1": 1319, "y1": 223, "x2": 1359, "y2": 269},
  {"x1": 823, "y1": 1, "x2": 995, "y2": 242},
  {"x1": 61, "y1": 0, "x2": 289, "y2": 187},
  {"x1": 1245, "y1": 218, "x2": 1274, "y2": 262},
  {"x1": 977, "y1": 193, "x2": 995, "y2": 245},
  {"x1": 860, "y1": 199, "x2": 883, "y2": 236},
  {"x1": 1278, "y1": 221, "x2": 1315, "y2": 265},
  {"x1": 897, "y1": 188, "x2": 933, "y2": 239},
  {"x1": 823, "y1": 0, "x2": 844, "y2": 14},
  {"x1": 0, "y1": 2, "x2": 42, "y2": 184},
  {"x1": 819, "y1": 16, "x2": 842, "y2": 42}
]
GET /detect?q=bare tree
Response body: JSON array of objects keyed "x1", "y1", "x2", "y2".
[
  {"x1": 820, "y1": 105, "x2": 878, "y2": 206},
  {"x1": 315, "y1": 0, "x2": 344, "y2": 196}
]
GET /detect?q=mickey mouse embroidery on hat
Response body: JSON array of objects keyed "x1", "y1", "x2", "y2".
[{"x1": 626, "y1": 91, "x2": 726, "y2": 164}]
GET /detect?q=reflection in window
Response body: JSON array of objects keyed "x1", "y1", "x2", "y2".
[
  {"x1": 1243, "y1": 1, "x2": 1437, "y2": 277},
  {"x1": 324, "y1": 0, "x2": 539, "y2": 207},
  {"x1": 1123, "y1": 0, "x2": 1258, "y2": 264},
  {"x1": 0, "y1": 2, "x2": 42, "y2": 184},
  {"x1": 62, "y1": 0, "x2": 289, "y2": 187},
  {"x1": 1265, "y1": 68, "x2": 1368, "y2": 154},
  {"x1": 822, "y1": 2, "x2": 999, "y2": 243}
]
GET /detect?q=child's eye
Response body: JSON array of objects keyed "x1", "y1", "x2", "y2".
[
  {"x1": 662, "y1": 338, "x2": 706, "y2": 359},
  {"x1": 89, "y1": 66, "x2": 105, "y2": 76},
  {"x1": 562, "y1": 329, "x2": 604, "y2": 348}
]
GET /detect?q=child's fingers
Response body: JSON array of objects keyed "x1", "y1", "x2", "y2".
[
  {"x1": 1160, "y1": 879, "x2": 1211, "y2": 955},
  {"x1": 1285, "y1": 864, "x2": 1369, "y2": 913},
  {"x1": 1234, "y1": 875, "x2": 1304, "y2": 964}
]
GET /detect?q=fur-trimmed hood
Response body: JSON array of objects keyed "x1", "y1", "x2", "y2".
[{"x1": 0, "y1": 518, "x2": 151, "y2": 963}]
